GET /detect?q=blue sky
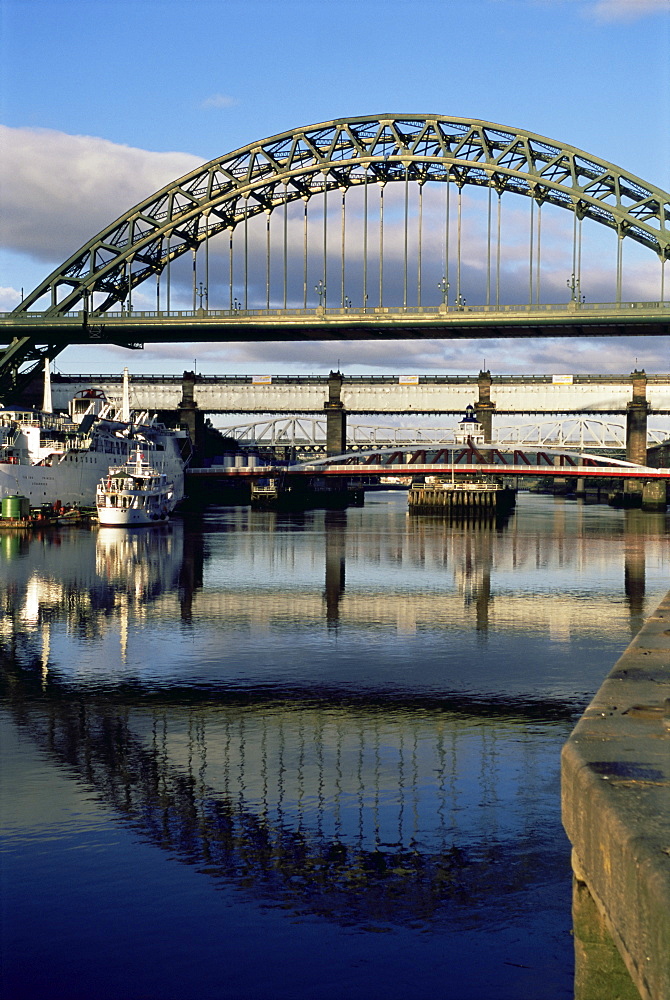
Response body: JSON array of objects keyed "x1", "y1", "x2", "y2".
[{"x1": 1, "y1": 0, "x2": 669, "y2": 376}]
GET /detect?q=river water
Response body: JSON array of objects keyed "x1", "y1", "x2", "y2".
[{"x1": 1, "y1": 491, "x2": 668, "y2": 1000}]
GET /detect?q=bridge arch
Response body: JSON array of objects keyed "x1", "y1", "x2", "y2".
[{"x1": 14, "y1": 115, "x2": 670, "y2": 316}]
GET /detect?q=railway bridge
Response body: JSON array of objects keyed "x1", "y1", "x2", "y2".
[{"x1": 48, "y1": 368, "x2": 669, "y2": 475}]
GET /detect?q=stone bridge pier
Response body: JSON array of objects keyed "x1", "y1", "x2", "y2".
[
  {"x1": 475, "y1": 369, "x2": 496, "y2": 442},
  {"x1": 177, "y1": 370, "x2": 205, "y2": 462},
  {"x1": 324, "y1": 370, "x2": 346, "y2": 457},
  {"x1": 624, "y1": 370, "x2": 667, "y2": 510},
  {"x1": 626, "y1": 370, "x2": 649, "y2": 497}
]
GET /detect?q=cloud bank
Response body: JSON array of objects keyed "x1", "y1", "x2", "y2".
[
  {"x1": 0, "y1": 125, "x2": 203, "y2": 265},
  {"x1": 527, "y1": 0, "x2": 667, "y2": 20},
  {"x1": 56, "y1": 330, "x2": 666, "y2": 378}
]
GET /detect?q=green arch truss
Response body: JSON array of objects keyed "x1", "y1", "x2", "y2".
[{"x1": 15, "y1": 114, "x2": 670, "y2": 316}]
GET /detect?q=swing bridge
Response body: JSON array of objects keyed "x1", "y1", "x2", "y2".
[
  {"x1": 1, "y1": 114, "x2": 669, "y2": 402},
  {"x1": 190, "y1": 444, "x2": 670, "y2": 484}
]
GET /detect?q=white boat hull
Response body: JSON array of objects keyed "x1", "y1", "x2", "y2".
[
  {"x1": 95, "y1": 450, "x2": 177, "y2": 528},
  {"x1": 1, "y1": 376, "x2": 190, "y2": 509},
  {"x1": 97, "y1": 508, "x2": 171, "y2": 527},
  {"x1": 0, "y1": 430, "x2": 186, "y2": 507}
]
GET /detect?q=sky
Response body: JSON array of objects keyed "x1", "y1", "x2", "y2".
[{"x1": 0, "y1": 0, "x2": 669, "y2": 378}]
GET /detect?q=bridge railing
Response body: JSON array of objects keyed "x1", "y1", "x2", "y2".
[
  {"x1": 44, "y1": 371, "x2": 670, "y2": 386},
  {"x1": 2, "y1": 300, "x2": 669, "y2": 323}
]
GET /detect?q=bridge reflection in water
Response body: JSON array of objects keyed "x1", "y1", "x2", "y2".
[
  {"x1": 1, "y1": 493, "x2": 669, "y2": 996},
  {"x1": 1, "y1": 499, "x2": 657, "y2": 675},
  {"x1": 3, "y1": 690, "x2": 565, "y2": 928}
]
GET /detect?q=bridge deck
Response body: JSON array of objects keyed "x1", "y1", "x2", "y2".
[
  {"x1": 2, "y1": 301, "x2": 669, "y2": 343},
  {"x1": 188, "y1": 463, "x2": 670, "y2": 480},
  {"x1": 46, "y1": 371, "x2": 670, "y2": 415}
]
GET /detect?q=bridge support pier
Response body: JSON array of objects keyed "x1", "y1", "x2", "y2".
[
  {"x1": 178, "y1": 370, "x2": 205, "y2": 462},
  {"x1": 324, "y1": 370, "x2": 346, "y2": 457},
  {"x1": 625, "y1": 370, "x2": 649, "y2": 500},
  {"x1": 475, "y1": 370, "x2": 496, "y2": 443},
  {"x1": 641, "y1": 480, "x2": 667, "y2": 511}
]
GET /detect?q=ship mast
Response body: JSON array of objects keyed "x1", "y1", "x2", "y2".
[
  {"x1": 121, "y1": 367, "x2": 131, "y2": 423},
  {"x1": 42, "y1": 358, "x2": 52, "y2": 413}
]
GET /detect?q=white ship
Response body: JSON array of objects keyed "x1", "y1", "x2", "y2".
[
  {"x1": 96, "y1": 451, "x2": 176, "y2": 527},
  {"x1": 0, "y1": 368, "x2": 191, "y2": 508}
]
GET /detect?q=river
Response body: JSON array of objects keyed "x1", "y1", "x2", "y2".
[{"x1": 1, "y1": 491, "x2": 668, "y2": 1000}]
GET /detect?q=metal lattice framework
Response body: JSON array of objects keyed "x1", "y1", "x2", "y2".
[
  {"x1": 218, "y1": 416, "x2": 670, "y2": 451},
  {"x1": 294, "y1": 446, "x2": 667, "y2": 478},
  {"x1": 14, "y1": 115, "x2": 670, "y2": 317}
]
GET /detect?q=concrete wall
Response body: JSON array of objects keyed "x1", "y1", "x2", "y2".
[{"x1": 562, "y1": 593, "x2": 670, "y2": 1000}]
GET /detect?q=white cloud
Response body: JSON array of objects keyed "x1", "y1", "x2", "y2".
[
  {"x1": 0, "y1": 125, "x2": 203, "y2": 266},
  {"x1": 0, "y1": 286, "x2": 22, "y2": 311},
  {"x1": 588, "y1": 0, "x2": 668, "y2": 20},
  {"x1": 200, "y1": 93, "x2": 237, "y2": 110},
  {"x1": 523, "y1": 0, "x2": 667, "y2": 21}
]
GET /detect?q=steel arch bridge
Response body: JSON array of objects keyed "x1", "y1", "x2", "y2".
[{"x1": 2, "y1": 114, "x2": 670, "y2": 398}]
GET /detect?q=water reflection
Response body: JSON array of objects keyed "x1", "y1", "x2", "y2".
[
  {"x1": 623, "y1": 508, "x2": 646, "y2": 620},
  {"x1": 324, "y1": 510, "x2": 346, "y2": 626},
  {"x1": 95, "y1": 526, "x2": 182, "y2": 601},
  {"x1": 1, "y1": 682, "x2": 564, "y2": 928},
  {"x1": 1, "y1": 493, "x2": 670, "y2": 996},
  {"x1": 1, "y1": 496, "x2": 669, "y2": 698}
]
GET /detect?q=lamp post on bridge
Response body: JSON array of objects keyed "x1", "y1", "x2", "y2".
[
  {"x1": 315, "y1": 280, "x2": 326, "y2": 309},
  {"x1": 438, "y1": 276, "x2": 449, "y2": 310},
  {"x1": 567, "y1": 273, "x2": 585, "y2": 304}
]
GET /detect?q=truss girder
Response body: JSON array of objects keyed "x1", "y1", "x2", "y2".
[
  {"x1": 0, "y1": 336, "x2": 69, "y2": 400},
  {"x1": 217, "y1": 417, "x2": 668, "y2": 450},
  {"x1": 14, "y1": 115, "x2": 670, "y2": 318}
]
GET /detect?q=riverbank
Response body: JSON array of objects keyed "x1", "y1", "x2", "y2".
[
  {"x1": 562, "y1": 592, "x2": 670, "y2": 1000},
  {"x1": 0, "y1": 507, "x2": 97, "y2": 529}
]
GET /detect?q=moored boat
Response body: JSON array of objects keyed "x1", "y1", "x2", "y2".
[
  {"x1": 96, "y1": 450, "x2": 176, "y2": 527},
  {"x1": 0, "y1": 368, "x2": 190, "y2": 508}
]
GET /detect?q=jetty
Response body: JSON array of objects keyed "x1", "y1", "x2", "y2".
[
  {"x1": 0, "y1": 495, "x2": 95, "y2": 529},
  {"x1": 408, "y1": 478, "x2": 516, "y2": 515}
]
